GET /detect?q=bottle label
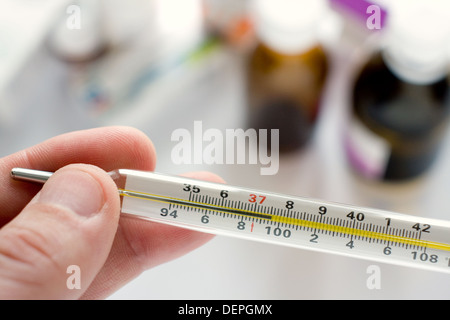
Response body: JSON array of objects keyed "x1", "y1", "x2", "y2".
[{"x1": 344, "y1": 115, "x2": 390, "y2": 179}]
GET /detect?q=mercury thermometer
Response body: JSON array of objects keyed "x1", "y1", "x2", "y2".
[{"x1": 11, "y1": 168, "x2": 450, "y2": 274}]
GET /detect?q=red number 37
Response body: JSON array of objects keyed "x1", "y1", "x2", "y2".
[{"x1": 249, "y1": 194, "x2": 266, "y2": 204}]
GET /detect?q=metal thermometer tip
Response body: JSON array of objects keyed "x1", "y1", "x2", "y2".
[{"x1": 11, "y1": 168, "x2": 52, "y2": 184}]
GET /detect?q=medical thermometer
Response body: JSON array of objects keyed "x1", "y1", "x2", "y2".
[{"x1": 11, "y1": 168, "x2": 450, "y2": 274}]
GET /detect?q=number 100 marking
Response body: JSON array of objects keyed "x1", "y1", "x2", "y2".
[{"x1": 265, "y1": 226, "x2": 291, "y2": 238}]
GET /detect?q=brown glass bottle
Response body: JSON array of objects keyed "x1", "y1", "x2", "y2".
[
  {"x1": 246, "y1": 42, "x2": 328, "y2": 152},
  {"x1": 346, "y1": 52, "x2": 450, "y2": 181},
  {"x1": 246, "y1": 0, "x2": 329, "y2": 153}
]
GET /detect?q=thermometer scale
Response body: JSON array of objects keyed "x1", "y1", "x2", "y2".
[{"x1": 11, "y1": 168, "x2": 450, "y2": 274}]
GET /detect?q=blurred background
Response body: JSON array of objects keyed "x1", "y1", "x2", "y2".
[{"x1": 1, "y1": 0, "x2": 450, "y2": 299}]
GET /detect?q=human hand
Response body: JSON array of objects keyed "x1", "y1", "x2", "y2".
[{"x1": 0, "y1": 126, "x2": 223, "y2": 299}]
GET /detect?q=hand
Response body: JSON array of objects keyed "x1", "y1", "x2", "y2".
[{"x1": 0, "y1": 126, "x2": 224, "y2": 299}]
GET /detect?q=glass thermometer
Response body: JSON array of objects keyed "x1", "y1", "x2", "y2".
[{"x1": 11, "y1": 168, "x2": 450, "y2": 274}]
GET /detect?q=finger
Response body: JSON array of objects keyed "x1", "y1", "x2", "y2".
[
  {"x1": 0, "y1": 126, "x2": 156, "y2": 225},
  {"x1": 0, "y1": 164, "x2": 120, "y2": 299},
  {"x1": 81, "y1": 171, "x2": 226, "y2": 300}
]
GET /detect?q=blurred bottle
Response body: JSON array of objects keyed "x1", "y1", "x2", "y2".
[
  {"x1": 246, "y1": 0, "x2": 329, "y2": 152},
  {"x1": 345, "y1": 4, "x2": 450, "y2": 181},
  {"x1": 48, "y1": 0, "x2": 157, "y2": 63},
  {"x1": 48, "y1": 0, "x2": 107, "y2": 62}
]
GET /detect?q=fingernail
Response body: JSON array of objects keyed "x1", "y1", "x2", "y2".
[{"x1": 38, "y1": 168, "x2": 105, "y2": 217}]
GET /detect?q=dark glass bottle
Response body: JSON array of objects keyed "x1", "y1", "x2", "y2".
[
  {"x1": 246, "y1": 0, "x2": 328, "y2": 152},
  {"x1": 345, "y1": 6, "x2": 450, "y2": 181},
  {"x1": 347, "y1": 53, "x2": 450, "y2": 181}
]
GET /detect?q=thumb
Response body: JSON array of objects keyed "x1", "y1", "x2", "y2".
[{"x1": 0, "y1": 164, "x2": 120, "y2": 299}]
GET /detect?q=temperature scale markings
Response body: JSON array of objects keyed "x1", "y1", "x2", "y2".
[
  {"x1": 119, "y1": 189, "x2": 272, "y2": 220},
  {"x1": 119, "y1": 188, "x2": 450, "y2": 252}
]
